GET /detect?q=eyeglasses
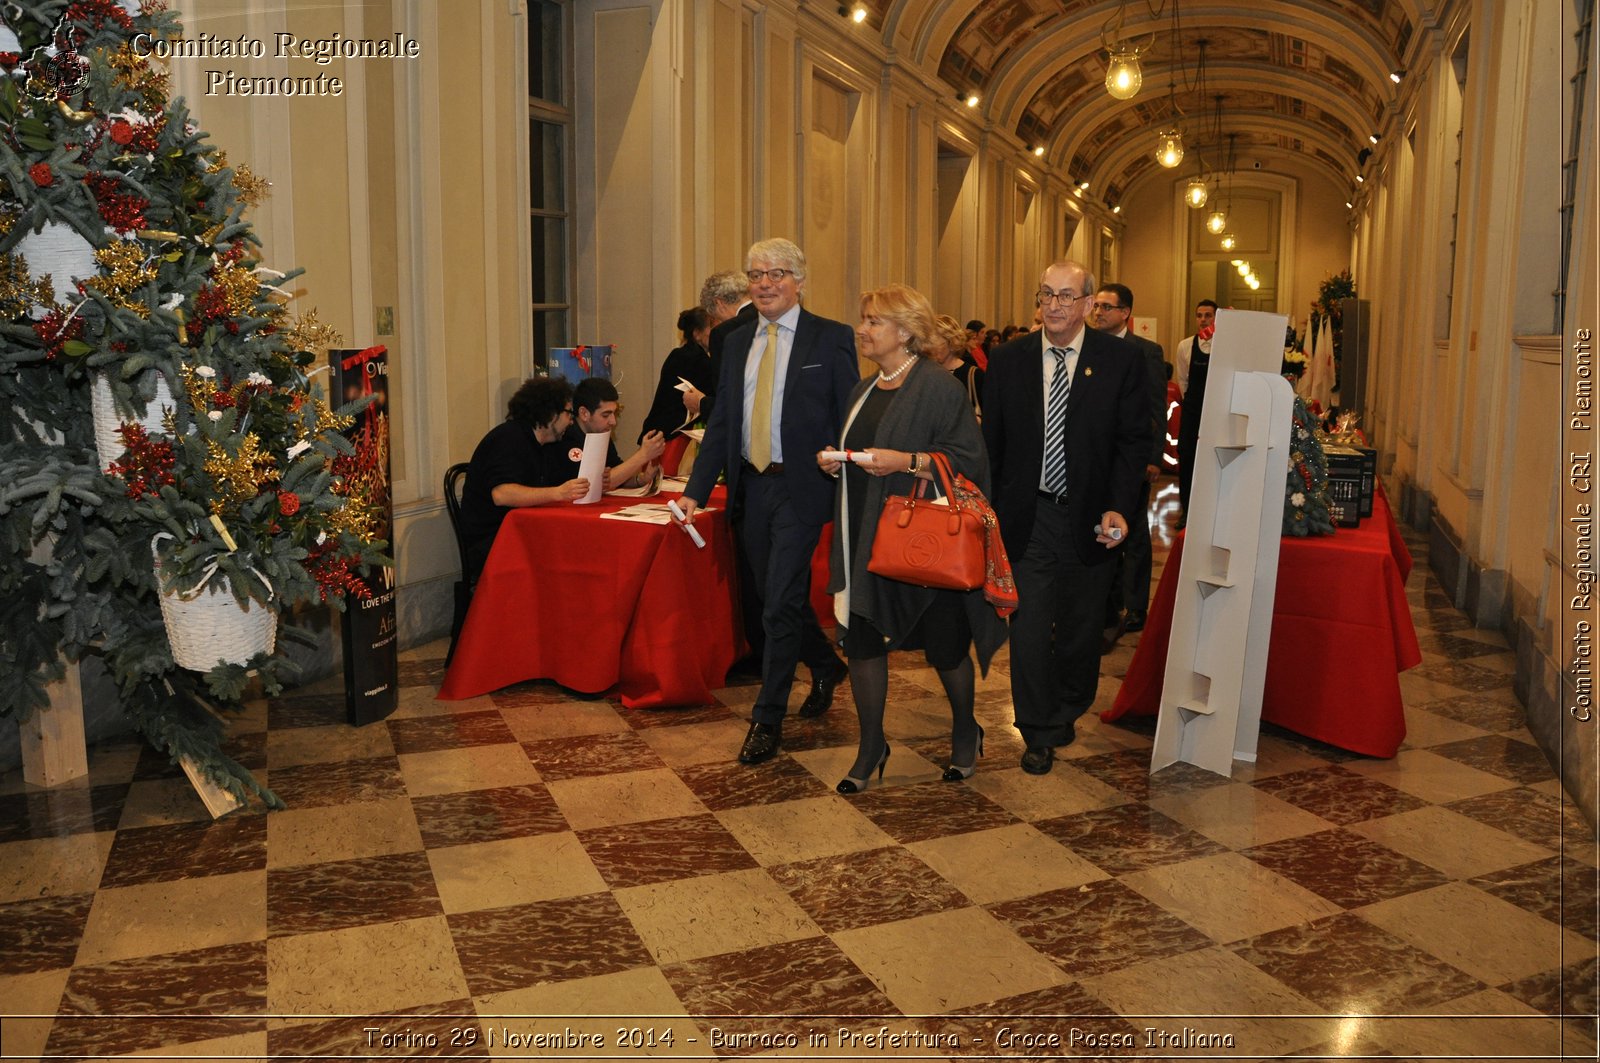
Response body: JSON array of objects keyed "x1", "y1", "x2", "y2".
[
  {"x1": 1036, "y1": 289, "x2": 1088, "y2": 307},
  {"x1": 561, "y1": 407, "x2": 574, "y2": 414},
  {"x1": 1090, "y1": 302, "x2": 1127, "y2": 314},
  {"x1": 746, "y1": 268, "x2": 796, "y2": 283}
]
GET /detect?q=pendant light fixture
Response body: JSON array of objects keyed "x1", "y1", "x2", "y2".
[{"x1": 1100, "y1": 1, "x2": 1153, "y2": 100}]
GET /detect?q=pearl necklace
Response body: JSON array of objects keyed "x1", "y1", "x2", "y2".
[{"x1": 877, "y1": 356, "x2": 916, "y2": 383}]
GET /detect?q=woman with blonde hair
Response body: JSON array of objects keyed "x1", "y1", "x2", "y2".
[
  {"x1": 928, "y1": 313, "x2": 983, "y2": 420},
  {"x1": 817, "y1": 284, "x2": 1008, "y2": 792}
]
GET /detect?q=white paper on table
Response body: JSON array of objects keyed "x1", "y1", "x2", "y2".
[
  {"x1": 599, "y1": 503, "x2": 716, "y2": 524},
  {"x1": 606, "y1": 465, "x2": 662, "y2": 498},
  {"x1": 576, "y1": 430, "x2": 610, "y2": 504}
]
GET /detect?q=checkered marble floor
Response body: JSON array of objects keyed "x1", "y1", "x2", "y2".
[{"x1": 2, "y1": 483, "x2": 1596, "y2": 1061}]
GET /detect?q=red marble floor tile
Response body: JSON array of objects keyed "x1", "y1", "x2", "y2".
[
  {"x1": 99, "y1": 813, "x2": 267, "y2": 888},
  {"x1": 767, "y1": 846, "x2": 970, "y2": 933},
  {"x1": 268, "y1": 850, "x2": 442, "y2": 937},
  {"x1": 447, "y1": 892, "x2": 652, "y2": 995}
]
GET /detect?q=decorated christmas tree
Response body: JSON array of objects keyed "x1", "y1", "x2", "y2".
[
  {"x1": 1282, "y1": 395, "x2": 1336, "y2": 537},
  {"x1": 0, "y1": 0, "x2": 386, "y2": 807}
]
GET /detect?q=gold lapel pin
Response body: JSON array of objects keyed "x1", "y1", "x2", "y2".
[{"x1": 1084, "y1": 367, "x2": 1094, "y2": 376}]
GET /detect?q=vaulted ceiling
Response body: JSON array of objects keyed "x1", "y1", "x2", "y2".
[{"x1": 873, "y1": 0, "x2": 1427, "y2": 205}]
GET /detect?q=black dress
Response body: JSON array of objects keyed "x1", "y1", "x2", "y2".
[
  {"x1": 639, "y1": 341, "x2": 714, "y2": 442},
  {"x1": 1177, "y1": 343, "x2": 1211, "y2": 513}
]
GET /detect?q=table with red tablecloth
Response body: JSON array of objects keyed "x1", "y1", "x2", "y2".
[
  {"x1": 438, "y1": 487, "x2": 836, "y2": 708},
  {"x1": 1104, "y1": 488, "x2": 1420, "y2": 757}
]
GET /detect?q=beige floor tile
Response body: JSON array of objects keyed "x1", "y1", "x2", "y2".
[
  {"x1": 267, "y1": 723, "x2": 396, "y2": 769},
  {"x1": 0, "y1": 830, "x2": 115, "y2": 904},
  {"x1": 428, "y1": 832, "x2": 607, "y2": 914},
  {"x1": 614, "y1": 867, "x2": 820, "y2": 965},
  {"x1": 0, "y1": 968, "x2": 70, "y2": 1062},
  {"x1": 266, "y1": 916, "x2": 469, "y2": 1015},
  {"x1": 1398, "y1": 672, "x2": 1471, "y2": 707},
  {"x1": 639, "y1": 719, "x2": 769, "y2": 769},
  {"x1": 1469, "y1": 652, "x2": 1519, "y2": 676},
  {"x1": 266, "y1": 796, "x2": 423, "y2": 868},
  {"x1": 116, "y1": 777, "x2": 216, "y2": 829},
  {"x1": 397, "y1": 743, "x2": 541, "y2": 798},
  {"x1": 714, "y1": 797, "x2": 895, "y2": 866},
  {"x1": 787, "y1": 743, "x2": 941, "y2": 790},
  {"x1": 498, "y1": 701, "x2": 630, "y2": 742},
  {"x1": 906, "y1": 823, "x2": 1107, "y2": 905},
  {"x1": 1228, "y1": 737, "x2": 1341, "y2": 782},
  {"x1": 1372, "y1": 987, "x2": 1570, "y2": 1057},
  {"x1": 1398, "y1": 706, "x2": 1491, "y2": 748},
  {"x1": 390, "y1": 685, "x2": 497, "y2": 719},
  {"x1": 86, "y1": 742, "x2": 146, "y2": 788},
  {"x1": 1120, "y1": 852, "x2": 1343, "y2": 945},
  {"x1": 1348, "y1": 805, "x2": 1555, "y2": 879},
  {"x1": 1357, "y1": 882, "x2": 1590, "y2": 985},
  {"x1": 962, "y1": 763, "x2": 1128, "y2": 822},
  {"x1": 544, "y1": 769, "x2": 707, "y2": 831},
  {"x1": 1083, "y1": 946, "x2": 1327, "y2": 1056},
  {"x1": 76, "y1": 870, "x2": 267, "y2": 966},
  {"x1": 1148, "y1": 782, "x2": 1333, "y2": 849},
  {"x1": 1341, "y1": 747, "x2": 1519, "y2": 804},
  {"x1": 831, "y1": 907, "x2": 1067, "y2": 1014},
  {"x1": 476, "y1": 967, "x2": 700, "y2": 1058}
]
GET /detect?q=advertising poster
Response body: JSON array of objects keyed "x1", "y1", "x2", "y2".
[
  {"x1": 547, "y1": 344, "x2": 613, "y2": 382},
  {"x1": 329, "y1": 345, "x2": 399, "y2": 725}
]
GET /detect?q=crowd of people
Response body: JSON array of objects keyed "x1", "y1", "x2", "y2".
[{"x1": 462, "y1": 236, "x2": 1227, "y2": 787}]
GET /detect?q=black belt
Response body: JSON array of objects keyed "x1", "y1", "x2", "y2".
[
  {"x1": 744, "y1": 461, "x2": 785, "y2": 476},
  {"x1": 1037, "y1": 488, "x2": 1068, "y2": 505}
]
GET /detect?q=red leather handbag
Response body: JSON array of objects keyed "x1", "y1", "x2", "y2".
[{"x1": 867, "y1": 453, "x2": 1017, "y2": 618}]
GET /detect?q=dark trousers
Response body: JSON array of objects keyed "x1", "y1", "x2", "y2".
[
  {"x1": 1108, "y1": 480, "x2": 1153, "y2": 618},
  {"x1": 1008, "y1": 499, "x2": 1115, "y2": 746},
  {"x1": 737, "y1": 474, "x2": 839, "y2": 725}
]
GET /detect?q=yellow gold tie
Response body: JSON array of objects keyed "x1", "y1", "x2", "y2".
[{"x1": 749, "y1": 322, "x2": 778, "y2": 471}]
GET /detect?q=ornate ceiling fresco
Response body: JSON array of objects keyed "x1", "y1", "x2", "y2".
[{"x1": 887, "y1": 0, "x2": 1424, "y2": 203}]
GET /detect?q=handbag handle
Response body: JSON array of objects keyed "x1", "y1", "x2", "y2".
[{"x1": 893, "y1": 451, "x2": 965, "y2": 535}]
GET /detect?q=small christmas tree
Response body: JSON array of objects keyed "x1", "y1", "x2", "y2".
[
  {"x1": 1282, "y1": 395, "x2": 1335, "y2": 537},
  {"x1": 0, "y1": 0, "x2": 386, "y2": 807}
]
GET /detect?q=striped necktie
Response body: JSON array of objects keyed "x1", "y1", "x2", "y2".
[{"x1": 1043, "y1": 345, "x2": 1071, "y2": 494}]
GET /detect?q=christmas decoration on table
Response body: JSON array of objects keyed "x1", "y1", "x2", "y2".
[
  {"x1": 1315, "y1": 408, "x2": 1367, "y2": 446},
  {"x1": 0, "y1": 0, "x2": 388, "y2": 810},
  {"x1": 1282, "y1": 395, "x2": 1336, "y2": 537}
]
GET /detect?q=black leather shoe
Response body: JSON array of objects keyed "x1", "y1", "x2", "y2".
[
  {"x1": 1123, "y1": 612, "x2": 1146, "y2": 633},
  {"x1": 738, "y1": 722, "x2": 782, "y2": 764},
  {"x1": 797, "y1": 663, "x2": 847, "y2": 719},
  {"x1": 1020, "y1": 745, "x2": 1055, "y2": 775}
]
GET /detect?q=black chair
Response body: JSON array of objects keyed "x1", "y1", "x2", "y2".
[{"x1": 443, "y1": 462, "x2": 473, "y2": 665}]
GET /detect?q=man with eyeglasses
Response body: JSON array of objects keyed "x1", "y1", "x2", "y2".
[
  {"x1": 458, "y1": 376, "x2": 591, "y2": 581},
  {"x1": 982, "y1": 260, "x2": 1152, "y2": 775},
  {"x1": 1088, "y1": 283, "x2": 1168, "y2": 642},
  {"x1": 676, "y1": 238, "x2": 857, "y2": 765}
]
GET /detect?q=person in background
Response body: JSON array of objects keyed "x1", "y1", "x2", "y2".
[
  {"x1": 818, "y1": 284, "x2": 1006, "y2": 792},
  {"x1": 562, "y1": 377, "x2": 665, "y2": 489},
  {"x1": 1174, "y1": 299, "x2": 1218, "y2": 517},
  {"x1": 640, "y1": 306, "x2": 714, "y2": 442},
  {"x1": 676, "y1": 238, "x2": 856, "y2": 765},
  {"x1": 928, "y1": 313, "x2": 983, "y2": 421},
  {"x1": 1088, "y1": 282, "x2": 1166, "y2": 640},
  {"x1": 981, "y1": 260, "x2": 1150, "y2": 775},
  {"x1": 694, "y1": 270, "x2": 755, "y2": 425},
  {"x1": 965, "y1": 318, "x2": 988, "y2": 370},
  {"x1": 458, "y1": 377, "x2": 587, "y2": 580}
]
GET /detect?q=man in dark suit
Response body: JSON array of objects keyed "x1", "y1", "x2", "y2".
[
  {"x1": 1089, "y1": 282, "x2": 1167, "y2": 639},
  {"x1": 677, "y1": 239, "x2": 857, "y2": 764},
  {"x1": 982, "y1": 260, "x2": 1152, "y2": 774}
]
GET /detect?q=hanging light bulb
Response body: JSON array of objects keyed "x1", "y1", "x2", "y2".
[
  {"x1": 1185, "y1": 177, "x2": 1209, "y2": 209},
  {"x1": 1246, "y1": 275, "x2": 1261, "y2": 290},
  {"x1": 1219, "y1": 231, "x2": 1236, "y2": 251},
  {"x1": 1105, "y1": 48, "x2": 1143, "y2": 100},
  {"x1": 1236, "y1": 261, "x2": 1251, "y2": 276},
  {"x1": 1155, "y1": 128, "x2": 1184, "y2": 168},
  {"x1": 1205, "y1": 207, "x2": 1227, "y2": 234}
]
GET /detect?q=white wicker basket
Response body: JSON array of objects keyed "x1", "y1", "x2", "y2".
[
  {"x1": 152, "y1": 540, "x2": 278, "y2": 671},
  {"x1": 92, "y1": 372, "x2": 175, "y2": 469},
  {"x1": 16, "y1": 222, "x2": 96, "y2": 316}
]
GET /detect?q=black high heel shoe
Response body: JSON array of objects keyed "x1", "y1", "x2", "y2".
[
  {"x1": 942, "y1": 724, "x2": 986, "y2": 782},
  {"x1": 836, "y1": 743, "x2": 890, "y2": 795}
]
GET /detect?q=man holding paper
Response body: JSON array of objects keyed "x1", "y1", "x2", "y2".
[{"x1": 562, "y1": 378, "x2": 667, "y2": 491}]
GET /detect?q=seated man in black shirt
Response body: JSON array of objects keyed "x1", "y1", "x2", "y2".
[
  {"x1": 458, "y1": 377, "x2": 589, "y2": 580},
  {"x1": 563, "y1": 377, "x2": 667, "y2": 490}
]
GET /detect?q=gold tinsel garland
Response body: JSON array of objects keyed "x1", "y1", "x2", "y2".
[
  {"x1": 231, "y1": 165, "x2": 271, "y2": 207},
  {"x1": 85, "y1": 242, "x2": 157, "y2": 316},
  {"x1": 0, "y1": 253, "x2": 56, "y2": 319},
  {"x1": 282, "y1": 309, "x2": 341, "y2": 360},
  {"x1": 203, "y1": 433, "x2": 276, "y2": 513}
]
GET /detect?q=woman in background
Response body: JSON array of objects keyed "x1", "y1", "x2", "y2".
[
  {"x1": 638, "y1": 306, "x2": 713, "y2": 443},
  {"x1": 818, "y1": 284, "x2": 1007, "y2": 793},
  {"x1": 927, "y1": 313, "x2": 983, "y2": 421}
]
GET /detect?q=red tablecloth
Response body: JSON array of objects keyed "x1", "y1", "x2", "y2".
[
  {"x1": 1104, "y1": 488, "x2": 1420, "y2": 757},
  {"x1": 438, "y1": 489, "x2": 746, "y2": 707}
]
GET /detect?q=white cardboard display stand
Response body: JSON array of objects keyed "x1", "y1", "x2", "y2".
[{"x1": 1152, "y1": 309, "x2": 1294, "y2": 778}]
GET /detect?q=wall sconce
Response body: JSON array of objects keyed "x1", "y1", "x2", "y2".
[
  {"x1": 963, "y1": 92, "x2": 980, "y2": 108},
  {"x1": 1155, "y1": 128, "x2": 1183, "y2": 168}
]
